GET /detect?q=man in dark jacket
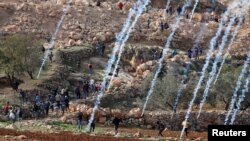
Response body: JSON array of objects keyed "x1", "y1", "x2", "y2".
[
  {"x1": 112, "y1": 117, "x2": 122, "y2": 134},
  {"x1": 77, "y1": 110, "x2": 83, "y2": 131},
  {"x1": 157, "y1": 120, "x2": 165, "y2": 137}
]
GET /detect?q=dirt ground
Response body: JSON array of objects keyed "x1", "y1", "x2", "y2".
[
  {"x1": 0, "y1": 127, "x2": 208, "y2": 141},
  {"x1": 0, "y1": 129, "x2": 140, "y2": 141}
]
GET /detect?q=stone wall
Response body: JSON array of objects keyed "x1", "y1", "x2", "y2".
[{"x1": 67, "y1": 103, "x2": 250, "y2": 131}]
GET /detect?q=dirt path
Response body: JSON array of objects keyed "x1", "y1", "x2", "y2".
[{"x1": 0, "y1": 129, "x2": 140, "y2": 141}]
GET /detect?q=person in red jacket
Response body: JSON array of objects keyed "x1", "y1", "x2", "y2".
[
  {"x1": 118, "y1": 2, "x2": 123, "y2": 10},
  {"x1": 3, "y1": 101, "x2": 10, "y2": 115}
]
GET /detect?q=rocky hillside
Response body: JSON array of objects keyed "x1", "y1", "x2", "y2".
[{"x1": 1, "y1": 0, "x2": 248, "y2": 53}]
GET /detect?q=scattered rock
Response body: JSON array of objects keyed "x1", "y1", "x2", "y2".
[
  {"x1": 16, "y1": 135, "x2": 27, "y2": 140},
  {"x1": 6, "y1": 124, "x2": 17, "y2": 129},
  {"x1": 133, "y1": 131, "x2": 143, "y2": 138}
]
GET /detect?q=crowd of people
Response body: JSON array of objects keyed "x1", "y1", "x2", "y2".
[{"x1": 188, "y1": 46, "x2": 203, "y2": 60}]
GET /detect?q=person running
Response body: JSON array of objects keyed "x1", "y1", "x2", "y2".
[
  {"x1": 182, "y1": 120, "x2": 191, "y2": 137},
  {"x1": 112, "y1": 116, "x2": 122, "y2": 134},
  {"x1": 156, "y1": 120, "x2": 165, "y2": 137},
  {"x1": 77, "y1": 110, "x2": 83, "y2": 131}
]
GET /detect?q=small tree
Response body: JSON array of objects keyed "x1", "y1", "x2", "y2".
[
  {"x1": 0, "y1": 34, "x2": 43, "y2": 89},
  {"x1": 22, "y1": 35, "x2": 43, "y2": 79},
  {"x1": 0, "y1": 34, "x2": 26, "y2": 88}
]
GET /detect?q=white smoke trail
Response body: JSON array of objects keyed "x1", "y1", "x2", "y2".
[
  {"x1": 171, "y1": 24, "x2": 207, "y2": 119},
  {"x1": 213, "y1": 17, "x2": 244, "y2": 84},
  {"x1": 37, "y1": 0, "x2": 72, "y2": 78},
  {"x1": 165, "y1": 0, "x2": 171, "y2": 10},
  {"x1": 224, "y1": 54, "x2": 250, "y2": 125},
  {"x1": 86, "y1": 0, "x2": 152, "y2": 131},
  {"x1": 141, "y1": 0, "x2": 191, "y2": 117},
  {"x1": 189, "y1": 0, "x2": 200, "y2": 22},
  {"x1": 230, "y1": 73, "x2": 250, "y2": 125},
  {"x1": 197, "y1": 16, "x2": 236, "y2": 119},
  {"x1": 179, "y1": 6, "x2": 233, "y2": 139},
  {"x1": 170, "y1": 62, "x2": 191, "y2": 119},
  {"x1": 106, "y1": 0, "x2": 148, "y2": 91}
]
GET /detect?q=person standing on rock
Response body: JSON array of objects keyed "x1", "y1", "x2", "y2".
[
  {"x1": 160, "y1": 21, "x2": 164, "y2": 32},
  {"x1": 188, "y1": 48, "x2": 192, "y2": 59},
  {"x1": 115, "y1": 66, "x2": 120, "y2": 77},
  {"x1": 19, "y1": 89, "x2": 26, "y2": 104},
  {"x1": 75, "y1": 85, "x2": 81, "y2": 99},
  {"x1": 77, "y1": 110, "x2": 84, "y2": 131},
  {"x1": 195, "y1": 46, "x2": 199, "y2": 60},
  {"x1": 118, "y1": 2, "x2": 124, "y2": 10},
  {"x1": 88, "y1": 63, "x2": 93, "y2": 75},
  {"x1": 166, "y1": 6, "x2": 173, "y2": 16},
  {"x1": 96, "y1": 0, "x2": 101, "y2": 7},
  {"x1": 156, "y1": 120, "x2": 165, "y2": 137},
  {"x1": 182, "y1": 120, "x2": 191, "y2": 137},
  {"x1": 101, "y1": 42, "x2": 106, "y2": 56},
  {"x1": 112, "y1": 116, "x2": 122, "y2": 134},
  {"x1": 177, "y1": 5, "x2": 182, "y2": 16},
  {"x1": 49, "y1": 52, "x2": 53, "y2": 63},
  {"x1": 65, "y1": 96, "x2": 69, "y2": 112},
  {"x1": 147, "y1": 18, "x2": 150, "y2": 29},
  {"x1": 41, "y1": 46, "x2": 45, "y2": 54}
]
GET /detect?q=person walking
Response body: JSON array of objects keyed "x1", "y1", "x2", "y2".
[
  {"x1": 182, "y1": 120, "x2": 191, "y2": 137},
  {"x1": 156, "y1": 120, "x2": 165, "y2": 137}
]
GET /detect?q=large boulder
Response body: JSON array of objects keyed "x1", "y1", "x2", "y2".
[
  {"x1": 111, "y1": 109, "x2": 123, "y2": 118},
  {"x1": 110, "y1": 79, "x2": 122, "y2": 88},
  {"x1": 128, "y1": 108, "x2": 142, "y2": 119},
  {"x1": 4, "y1": 25, "x2": 18, "y2": 32}
]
